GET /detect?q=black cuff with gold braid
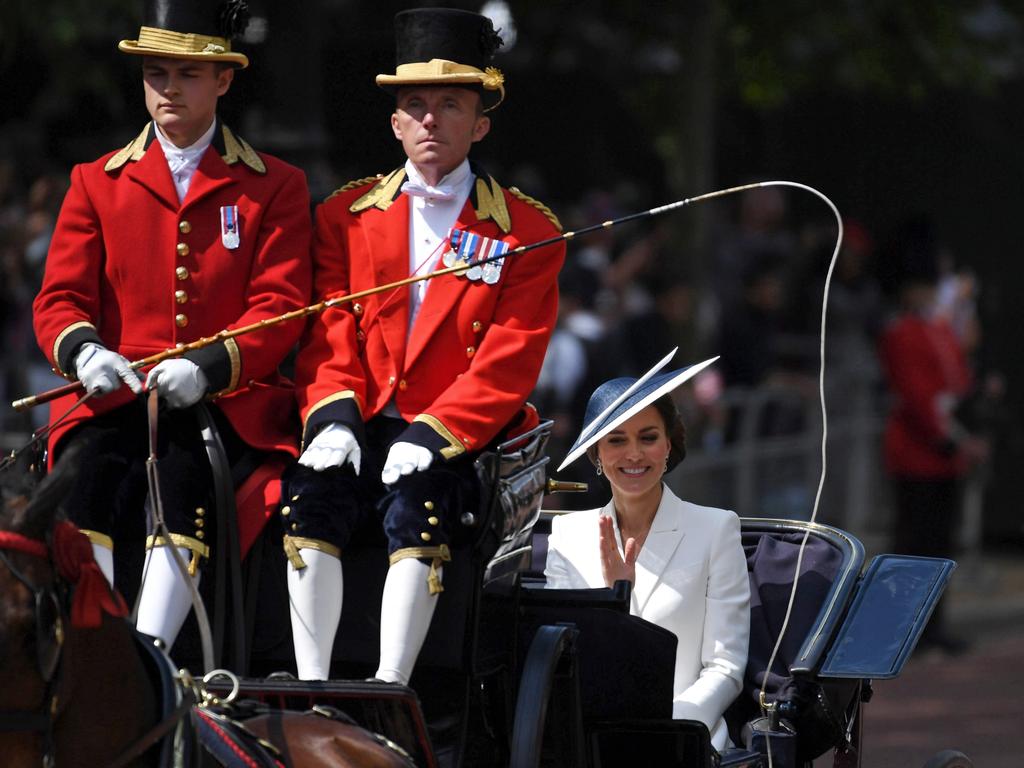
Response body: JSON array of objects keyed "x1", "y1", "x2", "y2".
[
  {"x1": 400, "y1": 416, "x2": 467, "y2": 460},
  {"x1": 303, "y1": 396, "x2": 365, "y2": 450},
  {"x1": 184, "y1": 338, "x2": 240, "y2": 396},
  {"x1": 56, "y1": 322, "x2": 102, "y2": 378}
]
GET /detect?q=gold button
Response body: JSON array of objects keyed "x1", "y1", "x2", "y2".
[
  {"x1": 196, "y1": 507, "x2": 206, "y2": 517},
  {"x1": 466, "y1": 346, "x2": 476, "y2": 358},
  {"x1": 178, "y1": 220, "x2": 192, "y2": 234},
  {"x1": 472, "y1": 321, "x2": 482, "y2": 332},
  {"x1": 398, "y1": 379, "x2": 408, "y2": 391},
  {"x1": 352, "y1": 303, "x2": 364, "y2": 316},
  {"x1": 428, "y1": 516, "x2": 439, "y2": 526},
  {"x1": 175, "y1": 289, "x2": 188, "y2": 304},
  {"x1": 281, "y1": 506, "x2": 291, "y2": 516},
  {"x1": 175, "y1": 314, "x2": 188, "y2": 328},
  {"x1": 291, "y1": 523, "x2": 298, "y2": 531},
  {"x1": 420, "y1": 532, "x2": 432, "y2": 542},
  {"x1": 176, "y1": 266, "x2": 189, "y2": 280},
  {"x1": 195, "y1": 518, "x2": 205, "y2": 528},
  {"x1": 177, "y1": 243, "x2": 190, "y2": 257},
  {"x1": 195, "y1": 530, "x2": 205, "y2": 540},
  {"x1": 291, "y1": 495, "x2": 300, "y2": 502},
  {"x1": 424, "y1": 500, "x2": 435, "y2": 511},
  {"x1": 388, "y1": 375, "x2": 396, "y2": 386}
]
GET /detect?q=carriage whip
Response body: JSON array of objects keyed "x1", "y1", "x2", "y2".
[{"x1": 13, "y1": 180, "x2": 777, "y2": 412}]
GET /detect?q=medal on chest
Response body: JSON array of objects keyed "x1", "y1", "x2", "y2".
[
  {"x1": 442, "y1": 228, "x2": 509, "y2": 284},
  {"x1": 220, "y1": 205, "x2": 240, "y2": 249}
]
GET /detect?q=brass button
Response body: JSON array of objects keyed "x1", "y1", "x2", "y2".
[
  {"x1": 472, "y1": 321, "x2": 482, "y2": 332},
  {"x1": 177, "y1": 243, "x2": 190, "y2": 257},
  {"x1": 195, "y1": 518, "x2": 204, "y2": 528},
  {"x1": 466, "y1": 346, "x2": 476, "y2": 358},
  {"x1": 291, "y1": 523, "x2": 298, "y2": 531},
  {"x1": 398, "y1": 379, "x2": 408, "y2": 391},
  {"x1": 281, "y1": 506, "x2": 291, "y2": 516},
  {"x1": 291, "y1": 495, "x2": 300, "y2": 502},
  {"x1": 175, "y1": 289, "x2": 188, "y2": 304},
  {"x1": 176, "y1": 266, "x2": 189, "y2": 281},
  {"x1": 196, "y1": 507, "x2": 206, "y2": 517},
  {"x1": 178, "y1": 220, "x2": 192, "y2": 234},
  {"x1": 175, "y1": 314, "x2": 188, "y2": 328},
  {"x1": 388, "y1": 375, "x2": 396, "y2": 386},
  {"x1": 428, "y1": 516, "x2": 439, "y2": 526},
  {"x1": 424, "y1": 500, "x2": 435, "y2": 511},
  {"x1": 352, "y1": 303, "x2": 364, "y2": 316},
  {"x1": 195, "y1": 530, "x2": 205, "y2": 540},
  {"x1": 420, "y1": 532, "x2": 432, "y2": 542}
]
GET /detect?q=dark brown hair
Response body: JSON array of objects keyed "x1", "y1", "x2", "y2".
[{"x1": 585, "y1": 394, "x2": 687, "y2": 473}]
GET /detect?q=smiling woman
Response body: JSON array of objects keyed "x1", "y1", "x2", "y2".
[{"x1": 544, "y1": 350, "x2": 751, "y2": 751}]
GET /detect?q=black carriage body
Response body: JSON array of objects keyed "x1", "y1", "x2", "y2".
[{"x1": 187, "y1": 417, "x2": 956, "y2": 768}]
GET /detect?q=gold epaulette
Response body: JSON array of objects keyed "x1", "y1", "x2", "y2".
[
  {"x1": 349, "y1": 168, "x2": 406, "y2": 213},
  {"x1": 508, "y1": 187, "x2": 562, "y2": 232},
  {"x1": 104, "y1": 125, "x2": 151, "y2": 172},
  {"x1": 221, "y1": 126, "x2": 266, "y2": 174},
  {"x1": 475, "y1": 175, "x2": 511, "y2": 233},
  {"x1": 325, "y1": 174, "x2": 382, "y2": 202}
]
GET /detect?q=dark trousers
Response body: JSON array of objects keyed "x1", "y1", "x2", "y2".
[{"x1": 891, "y1": 475, "x2": 960, "y2": 640}]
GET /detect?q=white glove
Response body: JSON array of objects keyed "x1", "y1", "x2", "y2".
[
  {"x1": 144, "y1": 359, "x2": 209, "y2": 409},
  {"x1": 75, "y1": 343, "x2": 143, "y2": 396},
  {"x1": 298, "y1": 422, "x2": 361, "y2": 474},
  {"x1": 381, "y1": 441, "x2": 433, "y2": 486}
]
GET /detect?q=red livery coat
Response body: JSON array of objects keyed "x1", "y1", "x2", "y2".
[
  {"x1": 33, "y1": 123, "x2": 312, "y2": 551},
  {"x1": 878, "y1": 313, "x2": 973, "y2": 479},
  {"x1": 295, "y1": 167, "x2": 564, "y2": 459}
]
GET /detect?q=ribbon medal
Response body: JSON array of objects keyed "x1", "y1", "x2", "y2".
[
  {"x1": 220, "y1": 205, "x2": 240, "y2": 250},
  {"x1": 445, "y1": 228, "x2": 509, "y2": 284}
]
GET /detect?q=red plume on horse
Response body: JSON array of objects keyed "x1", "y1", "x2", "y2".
[{"x1": 0, "y1": 448, "x2": 414, "y2": 768}]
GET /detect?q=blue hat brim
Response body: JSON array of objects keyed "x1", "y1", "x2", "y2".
[{"x1": 557, "y1": 354, "x2": 719, "y2": 472}]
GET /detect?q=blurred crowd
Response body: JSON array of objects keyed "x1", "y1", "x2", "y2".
[{"x1": 0, "y1": 149, "x2": 1007, "y2": 553}]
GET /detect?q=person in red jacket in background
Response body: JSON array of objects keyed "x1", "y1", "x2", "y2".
[
  {"x1": 878, "y1": 217, "x2": 986, "y2": 653},
  {"x1": 284, "y1": 8, "x2": 565, "y2": 682},
  {"x1": 32, "y1": 0, "x2": 311, "y2": 649}
]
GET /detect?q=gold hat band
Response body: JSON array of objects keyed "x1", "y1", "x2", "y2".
[
  {"x1": 137, "y1": 26, "x2": 232, "y2": 55},
  {"x1": 118, "y1": 26, "x2": 249, "y2": 68},
  {"x1": 376, "y1": 59, "x2": 506, "y2": 110}
]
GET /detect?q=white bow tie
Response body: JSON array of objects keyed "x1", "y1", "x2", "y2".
[{"x1": 401, "y1": 180, "x2": 457, "y2": 201}]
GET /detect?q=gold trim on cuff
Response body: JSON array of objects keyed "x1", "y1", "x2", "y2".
[
  {"x1": 303, "y1": 390, "x2": 361, "y2": 446},
  {"x1": 413, "y1": 414, "x2": 465, "y2": 460},
  {"x1": 282, "y1": 535, "x2": 341, "y2": 570},
  {"x1": 209, "y1": 337, "x2": 242, "y2": 398},
  {"x1": 53, "y1": 321, "x2": 97, "y2": 377},
  {"x1": 389, "y1": 544, "x2": 451, "y2": 595},
  {"x1": 80, "y1": 529, "x2": 113, "y2": 551}
]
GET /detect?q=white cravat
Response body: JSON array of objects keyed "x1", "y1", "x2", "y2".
[
  {"x1": 404, "y1": 158, "x2": 473, "y2": 328},
  {"x1": 154, "y1": 119, "x2": 217, "y2": 204},
  {"x1": 379, "y1": 160, "x2": 473, "y2": 420}
]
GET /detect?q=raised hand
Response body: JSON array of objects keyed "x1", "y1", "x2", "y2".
[{"x1": 599, "y1": 513, "x2": 638, "y2": 587}]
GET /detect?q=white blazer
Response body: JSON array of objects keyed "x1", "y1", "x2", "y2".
[{"x1": 544, "y1": 485, "x2": 750, "y2": 750}]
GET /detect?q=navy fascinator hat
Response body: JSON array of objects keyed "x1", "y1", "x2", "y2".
[{"x1": 557, "y1": 349, "x2": 718, "y2": 472}]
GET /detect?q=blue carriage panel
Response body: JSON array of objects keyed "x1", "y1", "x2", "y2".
[{"x1": 819, "y1": 554, "x2": 957, "y2": 680}]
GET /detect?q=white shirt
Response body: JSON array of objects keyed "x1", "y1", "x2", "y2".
[
  {"x1": 403, "y1": 158, "x2": 473, "y2": 328},
  {"x1": 154, "y1": 119, "x2": 217, "y2": 204}
]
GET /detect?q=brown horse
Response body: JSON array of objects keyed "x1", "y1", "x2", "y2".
[{"x1": 0, "y1": 454, "x2": 414, "y2": 768}]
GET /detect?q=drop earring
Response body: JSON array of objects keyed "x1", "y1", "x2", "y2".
[{"x1": 595, "y1": 459, "x2": 603, "y2": 477}]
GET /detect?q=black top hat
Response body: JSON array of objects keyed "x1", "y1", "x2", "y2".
[
  {"x1": 376, "y1": 8, "x2": 506, "y2": 111},
  {"x1": 119, "y1": 0, "x2": 251, "y2": 68}
]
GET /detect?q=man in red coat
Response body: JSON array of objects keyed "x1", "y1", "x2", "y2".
[
  {"x1": 284, "y1": 8, "x2": 565, "y2": 681},
  {"x1": 32, "y1": 0, "x2": 311, "y2": 649}
]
